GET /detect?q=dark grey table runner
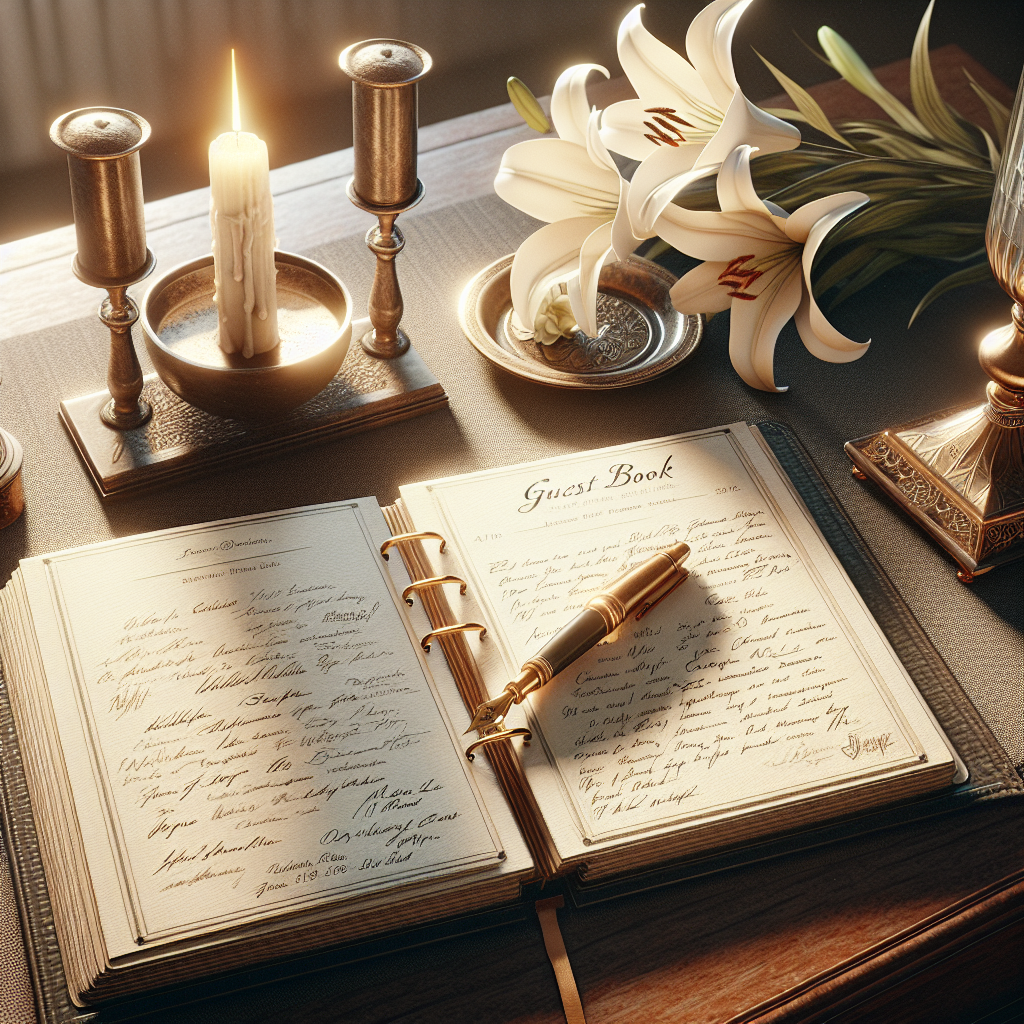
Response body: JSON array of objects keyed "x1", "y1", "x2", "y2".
[{"x1": 1, "y1": 193, "x2": 1019, "y2": 765}]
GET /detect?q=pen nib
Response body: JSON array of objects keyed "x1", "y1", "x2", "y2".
[{"x1": 465, "y1": 689, "x2": 517, "y2": 734}]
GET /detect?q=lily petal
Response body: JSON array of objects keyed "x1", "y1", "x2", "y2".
[
  {"x1": 617, "y1": 5, "x2": 718, "y2": 125},
  {"x1": 583, "y1": 109, "x2": 645, "y2": 259},
  {"x1": 599, "y1": 99, "x2": 656, "y2": 160},
  {"x1": 686, "y1": 0, "x2": 749, "y2": 111},
  {"x1": 716, "y1": 144, "x2": 768, "y2": 215},
  {"x1": 570, "y1": 220, "x2": 615, "y2": 337},
  {"x1": 656, "y1": 203, "x2": 788, "y2": 262},
  {"x1": 551, "y1": 63, "x2": 609, "y2": 147},
  {"x1": 585, "y1": 107, "x2": 619, "y2": 174},
  {"x1": 510, "y1": 216, "x2": 607, "y2": 329},
  {"x1": 784, "y1": 190, "x2": 868, "y2": 244},
  {"x1": 612, "y1": 171, "x2": 646, "y2": 260},
  {"x1": 795, "y1": 200, "x2": 871, "y2": 362},
  {"x1": 698, "y1": 91, "x2": 801, "y2": 169},
  {"x1": 669, "y1": 260, "x2": 735, "y2": 315},
  {"x1": 494, "y1": 138, "x2": 619, "y2": 223},
  {"x1": 794, "y1": 292, "x2": 868, "y2": 364},
  {"x1": 729, "y1": 257, "x2": 803, "y2": 392},
  {"x1": 626, "y1": 142, "x2": 705, "y2": 236}
]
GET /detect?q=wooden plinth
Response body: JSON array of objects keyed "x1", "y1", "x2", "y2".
[{"x1": 60, "y1": 342, "x2": 447, "y2": 498}]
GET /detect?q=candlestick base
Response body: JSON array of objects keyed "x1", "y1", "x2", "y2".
[
  {"x1": 59, "y1": 340, "x2": 447, "y2": 498},
  {"x1": 360, "y1": 325, "x2": 411, "y2": 359}
]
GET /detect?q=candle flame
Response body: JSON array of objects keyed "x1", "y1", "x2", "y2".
[{"x1": 231, "y1": 49, "x2": 241, "y2": 132}]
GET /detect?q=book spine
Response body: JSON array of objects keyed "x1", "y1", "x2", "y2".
[{"x1": 380, "y1": 504, "x2": 559, "y2": 879}]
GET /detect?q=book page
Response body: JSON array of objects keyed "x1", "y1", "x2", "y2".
[
  {"x1": 30, "y1": 501, "x2": 502, "y2": 943},
  {"x1": 401, "y1": 425, "x2": 955, "y2": 846}
]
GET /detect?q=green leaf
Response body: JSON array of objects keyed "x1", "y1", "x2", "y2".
[
  {"x1": 755, "y1": 50, "x2": 851, "y2": 146},
  {"x1": 506, "y1": 77, "x2": 550, "y2": 134},
  {"x1": 831, "y1": 124, "x2": 994, "y2": 175},
  {"x1": 910, "y1": 1, "x2": 978, "y2": 151},
  {"x1": 760, "y1": 107, "x2": 810, "y2": 122},
  {"x1": 818, "y1": 25, "x2": 932, "y2": 137},
  {"x1": 978, "y1": 126, "x2": 1002, "y2": 171},
  {"x1": 908, "y1": 261, "x2": 993, "y2": 325},
  {"x1": 841, "y1": 122, "x2": 986, "y2": 168},
  {"x1": 642, "y1": 238, "x2": 672, "y2": 261},
  {"x1": 813, "y1": 246, "x2": 880, "y2": 295},
  {"x1": 871, "y1": 233, "x2": 983, "y2": 258},
  {"x1": 829, "y1": 250, "x2": 912, "y2": 307},
  {"x1": 962, "y1": 68, "x2": 1011, "y2": 144}
]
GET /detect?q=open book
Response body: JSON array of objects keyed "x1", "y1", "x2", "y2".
[{"x1": 0, "y1": 423, "x2": 963, "y2": 1004}]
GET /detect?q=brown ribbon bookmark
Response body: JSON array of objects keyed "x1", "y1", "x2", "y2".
[{"x1": 535, "y1": 895, "x2": 587, "y2": 1024}]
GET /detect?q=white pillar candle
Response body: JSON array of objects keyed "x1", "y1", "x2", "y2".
[{"x1": 209, "y1": 53, "x2": 279, "y2": 358}]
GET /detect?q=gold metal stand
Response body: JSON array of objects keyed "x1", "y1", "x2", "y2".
[
  {"x1": 848, "y1": 74, "x2": 1024, "y2": 582},
  {"x1": 847, "y1": 304, "x2": 1024, "y2": 582}
]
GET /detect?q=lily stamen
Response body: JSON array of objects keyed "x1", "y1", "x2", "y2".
[
  {"x1": 642, "y1": 106, "x2": 692, "y2": 147},
  {"x1": 643, "y1": 122, "x2": 680, "y2": 147},
  {"x1": 645, "y1": 107, "x2": 694, "y2": 129},
  {"x1": 652, "y1": 116, "x2": 687, "y2": 140},
  {"x1": 718, "y1": 255, "x2": 762, "y2": 299},
  {"x1": 717, "y1": 247, "x2": 800, "y2": 299}
]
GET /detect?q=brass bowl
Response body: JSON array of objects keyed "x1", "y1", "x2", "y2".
[
  {"x1": 458, "y1": 254, "x2": 701, "y2": 389},
  {"x1": 141, "y1": 251, "x2": 352, "y2": 421}
]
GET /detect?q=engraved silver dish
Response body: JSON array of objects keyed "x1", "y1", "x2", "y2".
[
  {"x1": 141, "y1": 251, "x2": 352, "y2": 421},
  {"x1": 458, "y1": 254, "x2": 701, "y2": 388}
]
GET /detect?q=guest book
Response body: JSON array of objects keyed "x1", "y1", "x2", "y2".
[{"x1": 0, "y1": 423, "x2": 981, "y2": 1006}]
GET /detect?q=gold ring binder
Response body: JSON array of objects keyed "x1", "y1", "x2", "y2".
[
  {"x1": 380, "y1": 532, "x2": 447, "y2": 560},
  {"x1": 420, "y1": 622, "x2": 487, "y2": 651},
  {"x1": 465, "y1": 728, "x2": 532, "y2": 761},
  {"x1": 402, "y1": 575, "x2": 467, "y2": 606}
]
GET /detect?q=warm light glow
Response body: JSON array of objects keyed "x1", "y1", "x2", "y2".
[{"x1": 231, "y1": 49, "x2": 241, "y2": 132}]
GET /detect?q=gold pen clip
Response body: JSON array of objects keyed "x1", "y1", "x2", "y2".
[{"x1": 635, "y1": 569, "x2": 689, "y2": 620}]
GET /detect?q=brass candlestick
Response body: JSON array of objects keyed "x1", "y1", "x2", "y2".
[
  {"x1": 51, "y1": 107, "x2": 155, "y2": 429},
  {"x1": 847, "y1": 73, "x2": 1024, "y2": 582},
  {"x1": 340, "y1": 39, "x2": 431, "y2": 359}
]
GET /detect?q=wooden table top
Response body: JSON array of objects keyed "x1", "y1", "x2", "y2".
[{"x1": 0, "y1": 67, "x2": 1021, "y2": 1024}]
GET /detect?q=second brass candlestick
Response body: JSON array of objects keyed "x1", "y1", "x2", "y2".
[{"x1": 340, "y1": 38, "x2": 431, "y2": 359}]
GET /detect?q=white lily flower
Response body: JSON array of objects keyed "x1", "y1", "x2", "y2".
[
  {"x1": 600, "y1": 2, "x2": 800, "y2": 240},
  {"x1": 494, "y1": 64, "x2": 643, "y2": 339},
  {"x1": 667, "y1": 145, "x2": 870, "y2": 392}
]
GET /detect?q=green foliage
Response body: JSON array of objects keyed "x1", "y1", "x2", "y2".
[{"x1": 669, "y1": 1, "x2": 1011, "y2": 325}]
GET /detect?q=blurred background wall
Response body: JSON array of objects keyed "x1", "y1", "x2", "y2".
[{"x1": 1, "y1": 0, "x2": 1021, "y2": 244}]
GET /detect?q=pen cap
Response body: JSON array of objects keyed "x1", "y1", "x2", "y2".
[{"x1": 588, "y1": 542, "x2": 690, "y2": 631}]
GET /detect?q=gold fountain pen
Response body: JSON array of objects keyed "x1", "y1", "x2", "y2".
[{"x1": 464, "y1": 542, "x2": 690, "y2": 757}]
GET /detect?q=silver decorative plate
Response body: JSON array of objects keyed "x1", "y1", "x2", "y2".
[{"x1": 458, "y1": 254, "x2": 701, "y2": 389}]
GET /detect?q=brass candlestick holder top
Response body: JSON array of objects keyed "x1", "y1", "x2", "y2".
[
  {"x1": 340, "y1": 39, "x2": 431, "y2": 359},
  {"x1": 847, "y1": 73, "x2": 1024, "y2": 581},
  {"x1": 51, "y1": 106, "x2": 155, "y2": 429},
  {"x1": 340, "y1": 38, "x2": 431, "y2": 209}
]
